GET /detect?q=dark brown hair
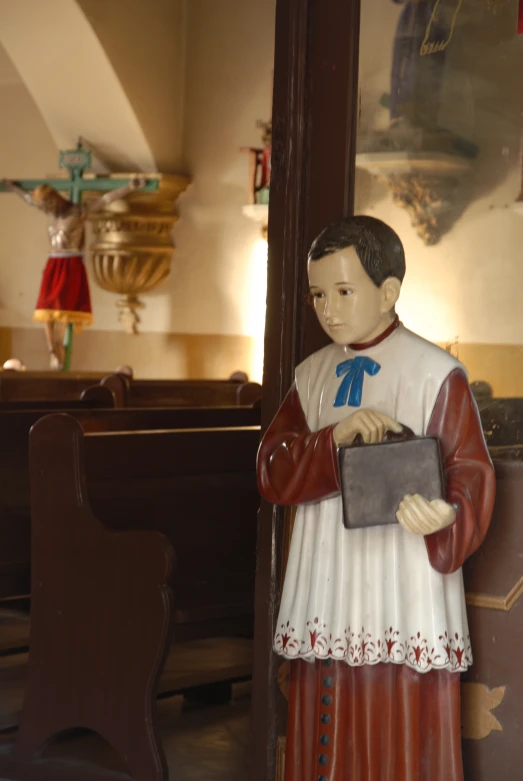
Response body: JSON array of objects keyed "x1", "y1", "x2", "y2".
[{"x1": 308, "y1": 216, "x2": 406, "y2": 287}]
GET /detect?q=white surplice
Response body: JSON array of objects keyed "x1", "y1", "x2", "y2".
[{"x1": 274, "y1": 324, "x2": 472, "y2": 673}]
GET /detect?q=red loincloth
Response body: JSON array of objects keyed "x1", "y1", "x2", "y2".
[
  {"x1": 285, "y1": 658, "x2": 463, "y2": 781},
  {"x1": 33, "y1": 254, "x2": 92, "y2": 332}
]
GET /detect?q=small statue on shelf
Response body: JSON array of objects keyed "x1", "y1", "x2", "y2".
[
  {"x1": 2, "y1": 176, "x2": 146, "y2": 369},
  {"x1": 241, "y1": 119, "x2": 272, "y2": 206},
  {"x1": 257, "y1": 216, "x2": 495, "y2": 781}
]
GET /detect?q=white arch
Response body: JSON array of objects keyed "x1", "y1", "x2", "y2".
[{"x1": 0, "y1": 0, "x2": 156, "y2": 171}]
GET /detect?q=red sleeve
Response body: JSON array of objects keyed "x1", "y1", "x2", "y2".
[
  {"x1": 424, "y1": 368, "x2": 496, "y2": 574},
  {"x1": 256, "y1": 383, "x2": 340, "y2": 505}
]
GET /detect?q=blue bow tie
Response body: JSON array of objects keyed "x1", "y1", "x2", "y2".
[{"x1": 333, "y1": 356, "x2": 381, "y2": 408}]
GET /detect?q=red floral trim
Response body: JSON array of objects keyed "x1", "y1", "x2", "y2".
[{"x1": 274, "y1": 618, "x2": 472, "y2": 672}]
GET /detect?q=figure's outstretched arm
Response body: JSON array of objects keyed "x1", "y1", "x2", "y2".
[
  {"x1": 2, "y1": 179, "x2": 39, "y2": 209},
  {"x1": 85, "y1": 175, "x2": 147, "y2": 213}
]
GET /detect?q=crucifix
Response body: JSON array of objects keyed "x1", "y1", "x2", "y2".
[{"x1": 0, "y1": 139, "x2": 158, "y2": 371}]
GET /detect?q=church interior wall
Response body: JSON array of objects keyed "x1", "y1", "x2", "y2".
[
  {"x1": 1, "y1": 0, "x2": 521, "y2": 393},
  {"x1": 356, "y1": 0, "x2": 523, "y2": 397},
  {"x1": 0, "y1": 0, "x2": 274, "y2": 381}
]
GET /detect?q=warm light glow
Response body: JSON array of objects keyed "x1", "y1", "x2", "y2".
[
  {"x1": 396, "y1": 282, "x2": 461, "y2": 345},
  {"x1": 245, "y1": 237, "x2": 268, "y2": 383}
]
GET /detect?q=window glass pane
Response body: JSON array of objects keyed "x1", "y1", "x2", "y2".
[{"x1": 356, "y1": 0, "x2": 523, "y2": 449}]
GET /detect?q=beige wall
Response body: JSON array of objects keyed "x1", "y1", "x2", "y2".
[
  {"x1": 78, "y1": 0, "x2": 187, "y2": 172},
  {"x1": 356, "y1": 0, "x2": 523, "y2": 395},
  {"x1": 0, "y1": 0, "x2": 156, "y2": 172},
  {"x1": 0, "y1": 65, "x2": 58, "y2": 330},
  {"x1": 0, "y1": 327, "x2": 252, "y2": 380},
  {"x1": 173, "y1": 0, "x2": 274, "y2": 373},
  {"x1": 0, "y1": 0, "x2": 275, "y2": 380}
]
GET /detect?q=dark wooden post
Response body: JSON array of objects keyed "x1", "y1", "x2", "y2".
[{"x1": 251, "y1": 1, "x2": 362, "y2": 780}]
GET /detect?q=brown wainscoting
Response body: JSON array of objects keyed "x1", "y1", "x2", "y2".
[
  {"x1": 1, "y1": 326, "x2": 255, "y2": 379},
  {"x1": 438, "y1": 342, "x2": 523, "y2": 398}
]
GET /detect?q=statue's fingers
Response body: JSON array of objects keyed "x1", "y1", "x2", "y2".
[
  {"x1": 411, "y1": 493, "x2": 439, "y2": 516},
  {"x1": 368, "y1": 421, "x2": 380, "y2": 444},
  {"x1": 397, "y1": 496, "x2": 432, "y2": 533},
  {"x1": 407, "y1": 494, "x2": 437, "y2": 528},
  {"x1": 367, "y1": 411, "x2": 386, "y2": 441},
  {"x1": 377, "y1": 413, "x2": 403, "y2": 433},
  {"x1": 396, "y1": 506, "x2": 419, "y2": 534},
  {"x1": 403, "y1": 495, "x2": 438, "y2": 533},
  {"x1": 355, "y1": 418, "x2": 373, "y2": 443},
  {"x1": 429, "y1": 499, "x2": 456, "y2": 528},
  {"x1": 411, "y1": 494, "x2": 442, "y2": 526}
]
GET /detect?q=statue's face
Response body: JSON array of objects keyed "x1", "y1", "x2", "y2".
[{"x1": 308, "y1": 246, "x2": 400, "y2": 346}]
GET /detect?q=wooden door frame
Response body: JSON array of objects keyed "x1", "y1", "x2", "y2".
[{"x1": 251, "y1": 1, "x2": 362, "y2": 780}]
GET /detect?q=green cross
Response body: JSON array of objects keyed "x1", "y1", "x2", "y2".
[{"x1": 0, "y1": 139, "x2": 159, "y2": 371}]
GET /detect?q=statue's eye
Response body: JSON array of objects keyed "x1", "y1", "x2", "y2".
[
  {"x1": 339, "y1": 288, "x2": 353, "y2": 296},
  {"x1": 311, "y1": 291, "x2": 325, "y2": 300}
]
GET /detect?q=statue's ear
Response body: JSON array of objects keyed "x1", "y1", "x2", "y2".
[{"x1": 380, "y1": 277, "x2": 401, "y2": 314}]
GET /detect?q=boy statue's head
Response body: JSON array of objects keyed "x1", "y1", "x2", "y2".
[{"x1": 307, "y1": 216, "x2": 405, "y2": 346}]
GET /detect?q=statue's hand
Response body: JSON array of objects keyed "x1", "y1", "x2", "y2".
[
  {"x1": 396, "y1": 494, "x2": 456, "y2": 535},
  {"x1": 333, "y1": 409, "x2": 402, "y2": 446},
  {"x1": 131, "y1": 175, "x2": 147, "y2": 190}
]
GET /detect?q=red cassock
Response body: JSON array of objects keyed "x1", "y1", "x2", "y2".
[
  {"x1": 257, "y1": 367, "x2": 495, "y2": 781},
  {"x1": 33, "y1": 254, "x2": 92, "y2": 332}
]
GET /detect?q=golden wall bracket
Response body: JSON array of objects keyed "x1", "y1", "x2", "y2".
[{"x1": 87, "y1": 173, "x2": 190, "y2": 334}]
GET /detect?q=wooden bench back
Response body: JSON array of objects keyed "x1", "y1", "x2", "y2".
[
  {"x1": 8, "y1": 409, "x2": 260, "y2": 777},
  {"x1": 0, "y1": 372, "x2": 262, "y2": 410},
  {"x1": 0, "y1": 372, "x2": 106, "y2": 402},
  {"x1": 0, "y1": 383, "x2": 115, "y2": 411},
  {"x1": 0, "y1": 406, "x2": 260, "y2": 600},
  {"x1": 74, "y1": 418, "x2": 259, "y2": 637},
  {"x1": 101, "y1": 375, "x2": 262, "y2": 408}
]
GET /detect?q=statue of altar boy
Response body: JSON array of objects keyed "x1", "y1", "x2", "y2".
[{"x1": 257, "y1": 215, "x2": 495, "y2": 781}]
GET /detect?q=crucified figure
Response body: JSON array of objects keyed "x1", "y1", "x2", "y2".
[{"x1": 2, "y1": 175, "x2": 146, "y2": 369}]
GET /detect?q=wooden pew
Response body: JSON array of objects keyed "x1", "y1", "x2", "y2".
[
  {"x1": 0, "y1": 387, "x2": 115, "y2": 603},
  {"x1": 0, "y1": 371, "x2": 262, "y2": 410},
  {"x1": 0, "y1": 371, "x2": 107, "y2": 402},
  {"x1": 0, "y1": 412, "x2": 259, "y2": 781},
  {"x1": 0, "y1": 383, "x2": 115, "y2": 412},
  {"x1": 0, "y1": 405, "x2": 260, "y2": 604},
  {"x1": 101, "y1": 374, "x2": 262, "y2": 408}
]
